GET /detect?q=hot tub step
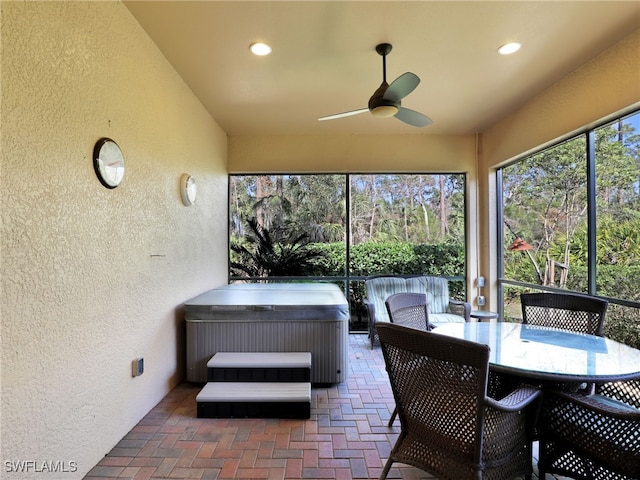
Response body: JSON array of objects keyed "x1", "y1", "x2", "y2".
[
  {"x1": 196, "y1": 382, "x2": 311, "y2": 419},
  {"x1": 207, "y1": 352, "x2": 311, "y2": 382}
]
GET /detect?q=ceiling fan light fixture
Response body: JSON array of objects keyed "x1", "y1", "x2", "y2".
[
  {"x1": 498, "y1": 42, "x2": 522, "y2": 55},
  {"x1": 371, "y1": 105, "x2": 399, "y2": 118},
  {"x1": 249, "y1": 42, "x2": 272, "y2": 56}
]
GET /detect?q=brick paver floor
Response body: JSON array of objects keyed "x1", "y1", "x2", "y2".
[{"x1": 85, "y1": 333, "x2": 562, "y2": 479}]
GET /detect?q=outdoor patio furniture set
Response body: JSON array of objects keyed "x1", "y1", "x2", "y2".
[{"x1": 370, "y1": 282, "x2": 640, "y2": 480}]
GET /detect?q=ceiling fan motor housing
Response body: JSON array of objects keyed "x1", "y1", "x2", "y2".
[{"x1": 368, "y1": 82, "x2": 400, "y2": 117}]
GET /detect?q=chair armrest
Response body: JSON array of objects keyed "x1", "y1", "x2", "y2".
[
  {"x1": 486, "y1": 385, "x2": 541, "y2": 412},
  {"x1": 550, "y1": 389, "x2": 640, "y2": 419},
  {"x1": 447, "y1": 299, "x2": 471, "y2": 321}
]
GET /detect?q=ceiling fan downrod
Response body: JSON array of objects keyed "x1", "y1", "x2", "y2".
[
  {"x1": 370, "y1": 43, "x2": 398, "y2": 117},
  {"x1": 375, "y1": 43, "x2": 393, "y2": 84}
]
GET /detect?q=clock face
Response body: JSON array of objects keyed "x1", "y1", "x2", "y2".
[
  {"x1": 93, "y1": 138, "x2": 125, "y2": 189},
  {"x1": 181, "y1": 174, "x2": 197, "y2": 206}
]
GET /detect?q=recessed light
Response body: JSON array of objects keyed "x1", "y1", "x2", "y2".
[
  {"x1": 498, "y1": 42, "x2": 522, "y2": 55},
  {"x1": 250, "y1": 42, "x2": 272, "y2": 56}
]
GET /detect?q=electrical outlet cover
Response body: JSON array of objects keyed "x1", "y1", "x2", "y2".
[{"x1": 132, "y1": 358, "x2": 144, "y2": 377}]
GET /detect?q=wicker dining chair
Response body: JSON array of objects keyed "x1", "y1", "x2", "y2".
[
  {"x1": 384, "y1": 293, "x2": 430, "y2": 426},
  {"x1": 519, "y1": 291, "x2": 609, "y2": 395},
  {"x1": 385, "y1": 292, "x2": 431, "y2": 332},
  {"x1": 521, "y1": 292, "x2": 608, "y2": 336},
  {"x1": 539, "y1": 379, "x2": 640, "y2": 480},
  {"x1": 376, "y1": 322, "x2": 541, "y2": 480}
]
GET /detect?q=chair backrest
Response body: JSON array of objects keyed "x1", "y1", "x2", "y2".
[
  {"x1": 405, "y1": 276, "x2": 451, "y2": 314},
  {"x1": 365, "y1": 275, "x2": 452, "y2": 322},
  {"x1": 385, "y1": 293, "x2": 430, "y2": 331},
  {"x1": 365, "y1": 277, "x2": 410, "y2": 323},
  {"x1": 521, "y1": 292, "x2": 608, "y2": 336},
  {"x1": 376, "y1": 322, "x2": 490, "y2": 464},
  {"x1": 596, "y1": 379, "x2": 640, "y2": 410}
]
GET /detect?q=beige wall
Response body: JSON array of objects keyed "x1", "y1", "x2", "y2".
[
  {"x1": 1, "y1": 2, "x2": 228, "y2": 478},
  {"x1": 228, "y1": 134, "x2": 476, "y2": 173},
  {"x1": 478, "y1": 29, "x2": 640, "y2": 309}
]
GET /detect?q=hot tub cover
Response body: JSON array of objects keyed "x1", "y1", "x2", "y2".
[{"x1": 184, "y1": 283, "x2": 350, "y2": 322}]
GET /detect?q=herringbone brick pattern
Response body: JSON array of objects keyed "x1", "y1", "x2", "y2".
[{"x1": 85, "y1": 333, "x2": 560, "y2": 480}]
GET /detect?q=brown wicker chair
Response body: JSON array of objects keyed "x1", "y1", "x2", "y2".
[
  {"x1": 385, "y1": 292, "x2": 431, "y2": 332},
  {"x1": 518, "y1": 292, "x2": 609, "y2": 395},
  {"x1": 521, "y1": 292, "x2": 608, "y2": 335},
  {"x1": 539, "y1": 379, "x2": 640, "y2": 479},
  {"x1": 384, "y1": 293, "x2": 431, "y2": 426},
  {"x1": 376, "y1": 322, "x2": 541, "y2": 480}
]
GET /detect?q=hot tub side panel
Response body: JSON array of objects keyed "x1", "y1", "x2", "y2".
[{"x1": 186, "y1": 318, "x2": 348, "y2": 384}]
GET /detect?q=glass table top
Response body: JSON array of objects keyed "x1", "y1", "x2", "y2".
[{"x1": 433, "y1": 322, "x2": 640, "y2": 382}]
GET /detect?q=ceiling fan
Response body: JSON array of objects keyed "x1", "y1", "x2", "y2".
[{"x1": 318, "y1": 43, "x2": 432, "y2": 128}]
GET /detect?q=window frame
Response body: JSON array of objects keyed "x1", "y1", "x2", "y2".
[{"x1": 497, "y1": 109, "x2": 640, "y2": 312}]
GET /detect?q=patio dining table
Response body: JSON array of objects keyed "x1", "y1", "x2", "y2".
[{"x1": 433, "y1": 322, "x2": 640, "y2": 383}]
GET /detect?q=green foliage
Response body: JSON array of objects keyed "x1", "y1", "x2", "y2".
[
  {"x1": 229, "y1": 218, "x2": 323, "y2": 277},
  {"x1": 412, "y1": 243, "x2": 465, "y2": 276},
  {"x1": 570, "y1": 217, "x2": 640, "y2": 266},
  {"x1": 307, "y1": 241, "x2": 466, "y2": 313},
  {"x1": 501, "y1": 114, "x2": 640, "y2": 347},
  {"x1": 308, "y1": 241, "x2": 464, "y2": 277},
  {"x1": 565, "y1": 264, "x2": 640, "y2": 348},
  {"x1": 305, "y1": 242, "x2": 346, "y2": 276},
  {"x1": 603, "y1": 303, "x2": 640, "y2": 350},
  {"x1": 349, "y1": 242, "x2": 419, "y2": 275}
]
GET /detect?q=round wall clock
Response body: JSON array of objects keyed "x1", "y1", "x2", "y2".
[
  {"x1": 180, "y1": 174, "x2": 197, "y2": 206},
  {"x1": 93, "y1": 137, "x2": 125, "y2": 189}
]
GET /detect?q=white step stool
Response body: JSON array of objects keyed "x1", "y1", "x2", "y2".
[{"x1": 197, "y1": 352, "x2": 312, "y2": 419}]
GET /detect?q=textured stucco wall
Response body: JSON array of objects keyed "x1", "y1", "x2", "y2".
[{"x1": 1, "y1": 2, "x2": 228, "y2": 478}]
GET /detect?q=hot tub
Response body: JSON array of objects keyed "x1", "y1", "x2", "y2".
[{"x1": 184, "y1": 283, "x2": 349, "y2": 384}]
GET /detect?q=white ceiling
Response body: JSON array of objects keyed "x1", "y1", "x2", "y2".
[{"x1": 124, "y1": 1, "x2": 640, "y2": 136}]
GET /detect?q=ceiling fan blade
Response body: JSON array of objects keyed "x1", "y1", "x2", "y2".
[
  {"x1": 384, "y1": 72, "x2": 420, "y2": 102},
  {"x1": 394, "y1": 107, "x2": 433, "y2": 128},
  {"x1": 318, "y1": 108, "x2": 369, "y2": 122}
]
